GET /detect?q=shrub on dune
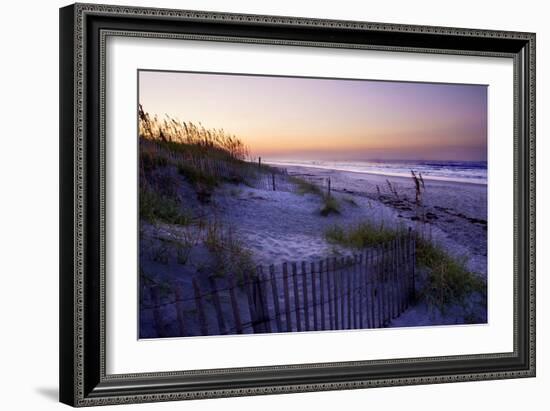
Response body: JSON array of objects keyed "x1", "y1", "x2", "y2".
[{"x1": 320, "y1": 195, "x2": 341, "y2": 216}]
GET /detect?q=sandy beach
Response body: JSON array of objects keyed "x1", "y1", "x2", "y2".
[
  {"x1": 191, "y1": 162, "x2": 488, "y2": 279},
  {"x1": 279, "y1": 164, "x2": 488, "y2": 276}
]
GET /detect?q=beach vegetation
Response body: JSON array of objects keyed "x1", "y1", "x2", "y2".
[
  {"x1": 320, "y1": 195, "x2": 341, "y2": 216},
  {"x1": 386, "y1": 179, "x2": 400, "y2": 200},
  {"x1": 140, "y1": 149, "x2": 168, "y2": 172},
  {"x1": 416, "y1": 237, "x2": 485, "y2": 311},
  {"x1": 204, "y1": 221, "x2": 255, "y2": 281},
  {"x1": 139, "y1": 104, "x2": 249, "y2": 160},
  {"x1": 290, "y1": 176, "x2": 323, "y2": 195},
  {"x1": 173, "y1": 230, "x2": 200, "y2": 265},
  {"x1": 139, "y1": 186, "x2": 191, "y2": 226},
  {"x1": 325, "y1": 221, "x2": 399, "y2": 247},
  {"x1": 139, "y1": 105, "x2": 257, "y2": 194},
  {"x1": 176, "y1": 162, "x2": 220, "y2": 189}
]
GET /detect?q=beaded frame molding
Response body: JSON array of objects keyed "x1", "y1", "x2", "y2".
[{"x1": 59, "y1": 3, "x2": 535, "y2": 407}]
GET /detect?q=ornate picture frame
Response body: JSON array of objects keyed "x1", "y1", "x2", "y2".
[{"x1": 59, "y1": 3, "x2": 535, "y2": 407}]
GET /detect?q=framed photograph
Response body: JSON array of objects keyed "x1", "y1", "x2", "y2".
[{"x1": 59, "y1": 3, "x2": 536, "y2": 407}]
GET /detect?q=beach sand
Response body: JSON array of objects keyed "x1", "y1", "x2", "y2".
[
  {"x1": 281, "y1": 164, "x2": 488, "y2": 277},
  {"x1": 207, "y1": 164, "x2": 487, "y2": 278},
  {"x1": 139, "y1": 162, "x2": 488, "y2": 335}
]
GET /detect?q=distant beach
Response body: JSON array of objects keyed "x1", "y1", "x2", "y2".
[{"x1": 265, "y1": 159, "x2": 488, "y2": 185}]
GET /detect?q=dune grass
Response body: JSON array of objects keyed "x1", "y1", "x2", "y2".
[
  {"x1": 320, "y1": 195, "x2": 341, "y2": 216},
  {"x1": 289, "y1": 176, "x2": 323, "y2": 196},
  {"x1": 175, "y1": 162, "x2": 220, "y2": 189},
  {"x1": 325, "y1": 221, "x2": 399, "y2": 248},
  {"x1": 416, "y1": 237, "x2": 485, "y2": 310},
  {"x1": 139, "y1": 186, "x2": 191, "y2": 226},
  {"x1": 287, "y1": 175, "x2": 340, "y2": 216},
  {"x1": 139, "y1": 104, "x2": 249, "y2": 160},
  {"x1": 203, "y1": 220, "x2": 255, "y2": 281},
  {"x1": 139, "y1": 104, "x2": 258, "y2": 193}
]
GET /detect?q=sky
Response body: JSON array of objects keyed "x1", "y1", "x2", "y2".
[{"x1": 138, "y1": 70, "x2": 488, "y2": 162}]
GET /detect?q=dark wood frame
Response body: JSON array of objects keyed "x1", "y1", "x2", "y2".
[{"x1": 60, "y1": 3, "x2": 536, "y2": 407}]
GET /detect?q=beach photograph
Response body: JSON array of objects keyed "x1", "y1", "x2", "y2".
[{"x1": 138, "y1": 70, "x2": 488, "y2": 338}]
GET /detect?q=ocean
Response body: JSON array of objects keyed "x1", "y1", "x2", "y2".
[{"x1": 265, "y1": 159, "x2": 488, "y2": 185}]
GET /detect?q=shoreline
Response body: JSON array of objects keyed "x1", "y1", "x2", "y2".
[{"x1": 264, "y1": 160, "x2": 488, "y2": 186}]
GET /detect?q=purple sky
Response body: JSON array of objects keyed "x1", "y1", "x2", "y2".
[{"x1": 139, "y1": 70, "x2": 487, "y2": 162}]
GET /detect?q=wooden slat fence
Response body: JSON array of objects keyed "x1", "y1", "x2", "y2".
[{"x1": 140, "y1": 231, "x2": 416, "y2": 338}]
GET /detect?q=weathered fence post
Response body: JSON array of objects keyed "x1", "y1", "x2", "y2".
[
  {"x1": 208, "y1": 276, "x2": 227, "y2": 335},
  {"x1": 255, "y1": 268, "x2": 271, "y2": 333},
  {"x1": 302, "y1": 261, "x2": 310, "y2": 331},
  {"x1": 390, "y1": 239, "x2": 397, "y2": 319},
  {"x1": 404, "y1": 234, "x2": 410, "y2": 308},
  {"x1": 411, "y1": 230, "x2": 417, "y2": 302},
  {"x1": 227, "y1": 273, "x2": 243, "y2": 334},
  {"x1": 269, "y1": 265, "x2": 283, "y2": 333},
  {"x1": 398, "y1": 234, "x2": 406, "y2": 313},
  {"x1": 282, "y1": 262, "x2": 292, "y2": 332},
  {"x1": 174, "y1": 284, "x2": 186, "y2": 337},
  {"x1": 384, "y1": 242, "x2": 391, "y2": 322},
  {"x1": 320, "y1": 260, "x2": 327, "y2": 330},
  {"x1": 354, "y1": 255, "x2": 360, "y2": 329},
  {"x1": 258, "y1": 156, "x2": 262, "y2": 169},
  {"x1": 272, "y1": 173, "x2": 276, "y2": 191},
  {"x1": 366, "y1": 250, "x2": 374, "y2": 328},
  {"x1": 346, "y1": 257, "x2": 352, "y2": 329},
  {"x1": 338, "y1": 258, "x2": 344, "y2": 330},
  {"x1": 292, "y1": 262, "x2": 302, "y2": 332},
  {"x1": 192, "y1": 278, "x2": 208, "y2": 336},
  {"x1": 251, "y1": 276, "x2": 264, "y2": 333},
  {"x1": 242, "y1": 271, "x2": 259, "y2": 333},
  {"x1": 376, "y1": 246, "x2": 383, "y2": 328},
  {"x1": 340, "y1": 257, "x2": 346, "y2": 329},
  {"x1": 311, "y1": 261, "x2": 318, "y2": 331},
  {"x1": 389, "y1": 242, "x2": 394, "y2": 324},
  {"x1": 383, "y1": 243, "x2": 390, "y2": 326},
  {"x1": 327, "y1": 177, "x2": 331, "y2": 197},
  {"x1": 395, "y1": 236, "x2": 402, "y2": 315},
  {"x1": 408, "y1": 228, "x2": 416, "y2": 304},
  {"x1": 356, "y1": 255, "x2": 362, "y2": 329},
  {"x1": 332, "y1": 258, "x2": 339, "y2": 329},
  {"x1": 395, "y1": 238, "x2": 401, "y2": 317},
  {"x1": 150, "y1": 285, "x2": 167, "y2": 337}
]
